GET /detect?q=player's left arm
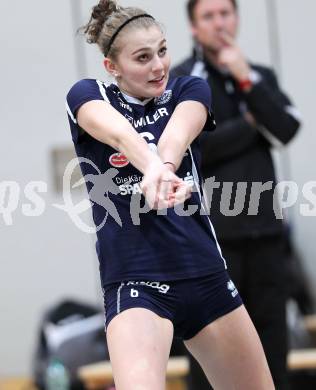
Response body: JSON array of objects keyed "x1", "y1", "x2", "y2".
[{"x1": 157, "y1": 100, "x2": 208, "y2": 171}]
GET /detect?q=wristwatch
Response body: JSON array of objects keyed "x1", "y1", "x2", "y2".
[{"x1": 238, "y1": 70, "x2": 262, "y2": 92}]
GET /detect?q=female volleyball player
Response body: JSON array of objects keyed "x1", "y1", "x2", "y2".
[{"x1": 66, "y1": 1, "x2": 274, "y2": 388}]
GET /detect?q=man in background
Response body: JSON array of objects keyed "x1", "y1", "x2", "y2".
[{"x1": 171, "y1": 0, "x2": 301, "y2": 388}]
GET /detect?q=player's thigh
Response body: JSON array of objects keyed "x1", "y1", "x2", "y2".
[
  {"x1": 106, "y1": 307, "x2": 174, "y2": 390},
  {"x1": 184, "y1": 305, "x2": 274, "y2": 390}
]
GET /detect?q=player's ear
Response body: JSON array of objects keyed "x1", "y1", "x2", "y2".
[{"x1": 104, "y1": 58, "x2": 120, "y2": 78}]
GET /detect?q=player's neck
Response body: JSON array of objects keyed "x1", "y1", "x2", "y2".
[{"x1": 119, "y1": 87, "x2": 153, "y2": 106}]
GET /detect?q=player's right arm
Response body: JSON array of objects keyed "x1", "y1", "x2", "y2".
[
  {"x1": 76, "y1": 99, "x2": 191, "y2": 209},
  {"x1": 77, "y1": 99, "x2": 160, "y2": 175}
]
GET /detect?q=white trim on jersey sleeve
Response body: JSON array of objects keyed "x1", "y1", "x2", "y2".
[
  {"x1": 188, "y1": 146, "x2": 227, "y2": 269},
  {"x1": 66, "y1": 101, "x2": 77, "y2": 124},
  {"x1": 96, "y1": 80, "x2": 110, "y2": 103}
]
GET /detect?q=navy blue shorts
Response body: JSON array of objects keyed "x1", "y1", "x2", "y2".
[{"x1": 103, "y1": 270, "x2": 243, "y2": 340}]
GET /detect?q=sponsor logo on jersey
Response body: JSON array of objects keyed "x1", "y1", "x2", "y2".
[
  {"x1": 227, "y1": 280, "x2": 238, "y2": 298},
  {"x1": 109, "y1": 153, "x2": 129, "y2": 168},
  {"x1": 118, "y1": 96, "x2": 133, "y2": 112},
  {"x1": 124, "y1": 113, "x2": 134, "y2": 123},
  {"x1": 154, "y1": 90, "x2": 172, "y2": 105},
  {"x1": 116, "y1": 172, "x2": 193, "y2": 196},
  {"x1": 120, "y1": 102, "x2": 132, "y2": 112},
  {"x1": 119, "y1": 183, "x2": 142, "y2": 195},
  {"x1": 127, "y1": 108, "x2": 169, "y2": 129},
  {"x1": 115, "y1": 175, "x2": 142, "y2": 185}
]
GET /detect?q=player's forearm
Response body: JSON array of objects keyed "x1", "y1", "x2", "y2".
[
  {"x1": 157, "y1": 101, "x2": 207, "y2": 170},
  {"x1": 77, "y1": 100, "x2": 163, "y2": 174},
  {"x1": 158, "y1": 134, "x2": 188, "y2": 171},
  {"x1": 101, "y1": 121, "x2": 163, "y2": 174}
]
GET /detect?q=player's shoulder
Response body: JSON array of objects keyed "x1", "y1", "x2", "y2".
[
  {"x1": 67, "y1": 78, "x2": 109, "y2": 98},
  {"x1": 168, "y1": 75, "x2": 208, "y2": 91}
]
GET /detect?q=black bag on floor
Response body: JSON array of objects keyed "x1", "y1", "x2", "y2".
[{"x1": 32, "y1": 299, "x2": 109, "y2": 389}]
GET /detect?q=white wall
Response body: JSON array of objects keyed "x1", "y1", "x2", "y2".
[
  {"x1": 0, "y1": 0, "x2": 101, "y2": 377},
  {"x1": 275, "y1": 0, "x2": 316, "y2": 295},
  {"x1": 0, "y1": 0, "x2": 315, "y2": 377}
]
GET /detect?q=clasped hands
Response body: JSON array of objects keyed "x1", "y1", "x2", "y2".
[{"x1": 140, "y1": 161, "x2": 192, "y2": 210}]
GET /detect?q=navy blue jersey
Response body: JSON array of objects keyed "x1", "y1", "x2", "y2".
[{"x1": 66, "y1": 76, "x2": 226, "y2": 285}]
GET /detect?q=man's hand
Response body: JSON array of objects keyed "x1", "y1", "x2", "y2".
[
  {"x1": 217, "y1": 31, "x2": 251, "y2": 82},
  {"x1": 244, "y1": 111, "x2": 257, "y2": 126}
]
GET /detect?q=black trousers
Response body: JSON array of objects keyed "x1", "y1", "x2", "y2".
[{"x1": 187, "y1": 234, "x2": 289, "y2": 390}]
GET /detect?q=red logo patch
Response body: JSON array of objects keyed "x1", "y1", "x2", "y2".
[{"x1": 109, "y1": 152, "x2": 129, "y2": 168}]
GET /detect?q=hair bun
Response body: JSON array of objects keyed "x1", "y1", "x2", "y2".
[
  {"x1": 84, "y1": 0, "x2": 118, "y2": 44},
  {"x1": 91, "y1": 0, "x2": 117, "y2": 20},
  {"x1": 81, "y1": 0, "x2": 158, "y2": 58}
]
